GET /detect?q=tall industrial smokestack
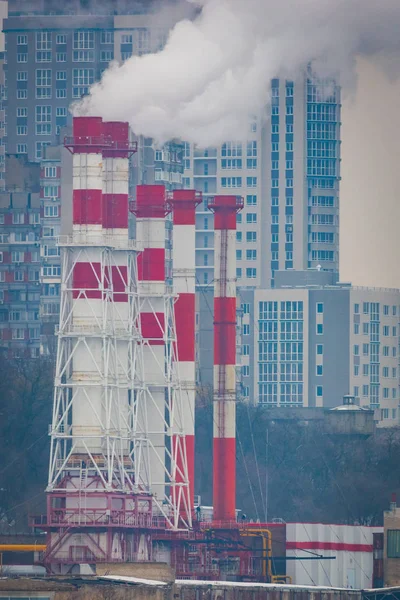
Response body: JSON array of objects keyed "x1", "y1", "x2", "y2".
[
  {"x1": 168, "y1": 189, "x2": 202, "y2": 513},
  {"x1": 102, "y1": 121, "x2": 135, "y2": 456},
  {"x1": 133, "y1": 185, "x2": 169, "y2": 502},
  {"x1": 208, "y1": 195, "x2": 243, "y2": 523}
]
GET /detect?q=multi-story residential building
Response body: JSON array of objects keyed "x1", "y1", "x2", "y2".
[
  {"x1": 0, "y1": 190, "x2": 41, "y2": 357},
  {"x1": 3, "y1": 0, "x2": 186, "y2": 163},
  {"x1": 191, "y1": 73, "x2": 341, "y2": 385},
  {"x1": 186, "y1": 73, "x2": 341, "y2": 291},
  {"x1": 239, "y1": 270, "x2": 400, "y2": 426},
  {"x1": 40, "y1": 145, "x2": 61, "y2": 354}
]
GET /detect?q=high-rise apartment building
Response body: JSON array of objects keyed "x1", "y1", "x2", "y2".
[
  {"x1": 239, "y1": 270, "x2": 400, "y2": 426},
  {"x1": 185, "y1": 73, "x2": 341, "y2": 291},
  {"x1": 193, "y1": 73, "x2": 341, "y2": 385}
]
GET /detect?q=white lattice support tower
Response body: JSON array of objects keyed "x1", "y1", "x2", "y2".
[
  {"x1": 45, "y1": 117, "x2": 152, "y2": 573},
  {"x1": 167, "y1": 189, "x2": 202, "y2": 519},
  {"x1": 132, "y1": 185, "x2": 191, "y2": 530}
]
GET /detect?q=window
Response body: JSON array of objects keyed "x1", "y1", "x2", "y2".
[
  {"x1": 12, "y1": 250, "x2": 24, "y2": 263},
  {"x1": 383, "y1": 388, "x2": 390, "y2": 399},
  {"x1": 17, "y1": 35, "x2": 28, "y2": 45},
  {"x1": 242, "y1": 365, "x2": 250, "y2": 377},
  {"x1": 56, "y1": 52, "x2": 67, "y2": 62},
  {"x1": 242, "y1": 303, "x2": 250, "y2": 314},
  {"x1": 101, "y1": 50, "x2": 114, "y2": 62},
  {"x1": 236, "y1": 231, "x2": 242, "y2": 242},
  {"x1": 246, "y1": 231, "x2": 256, "y2": 242},
  {"x1": 243, "y1": 324, "x2": 250, "y2": 336},
  {"x1": 36, "y1": 69, "x2": 52, "y2": 98},
  {"x1": 354, "y1": 323, "x2": 360, "y2": 334},
  {"x1": 56, "y1": 107, "x2": 67, "y2": 118},
  {"x1": 36, "y1": 141, "x2": 51, "y2": 160},
  {"x1": 316, "y1": 386, "x2": 323, "y2": 397},
  {"x1": 17, "y1": 53, "x2": 28, "y2": 63},
  {"x1": 12, "y1": 329, "x2": 25, "y2": 340},
  {"x1": 246, "y1": 268, "x2": 257, "y2": 278},
  {"x1": 383, "y1": 326, "x2": 390, "y2": 336},
  {"x1": 17, "y1": 144, "x2": 28, "y2": 154},
  {"x1": 246, "y1": 213, "x2": 257, "y2": 224},
  {"x1": 56, "y1": 34, "x2": 67, "y2": 45},
  {"x1": 221, "y1": 177, "x2": 242, "y2": 188},
  {"x1": 362, "y1": 385, "x2": 369, "y2": 397},
  {"x1": 36, "y1": 31, "x2": 52, "y2": 62},
  {"x1": 17, "y1": 71, "x2": 28, "y2": 82},
  {"x1": 44, "y1": 185, "x2": 58, "y2": 198},
  {"x1": 247, "y1": 177, "x2": 257, "y2": 188},
  {"x1": 73, "y1": 68, "x2": 95, "y2": 98},
  {"x1": 242, "y1": 344, "x2": 250, "y2": 356},
  {"x1": 236, "y1": 250, "x2": 242, "y2": 261},
  {"x1": 101, "y1": 31, "x2": 114, "y2": 44},
  {"x1": 383, "y1": 367, "x2": 389, "y2": 378},
  {"x1": 17, "y1": 90, "x2": 28, "y2": 99},
  {"x1": 44, "y1": 205, "x2": 59, "y2": 217},
  {"x1": 246, "y1": 250, "x2": 257, "y2": 261},
  {"x1": 73, "y1": 31, "x2": 95, "y2": 62},
  {"x1": 246, "y1": 195, "x2": 257, "y2": 206},
  {"x1": 393, "y1": 368, "x2": 397, "y2": 379},
  {"x1": 12, "y1": 212, "x2": 24, "y2": 225},
  {"x1": 14, "y1": 270, "x2": 23, "y2": 282},
  {"x1": 317, "y1": 344, "x2": 323, "y2": 355},
  {"x1": 363, "y1": 302, "x2": 369, "y2": 314},
  {"x1": 17, "y1": 126, "x2": 27, "y2": 135},
  {"x1": 36, "y1": 106, "x2": 51, "y2": 135},
  {"x1": 383, "y1": 346, "x2": 390, "y2": 357},
  {"x1": 384, "y1": 305, "x2": 389, "y2": 315},
  {"x1": 317, "y1": 303, "x2": 324, "y2": 314},
  {"x1": 317, "y1": 365, "x2": 323, "y2": 376},
  {"x1": 236, "y1": 268, "x2": 242, "y2": 278},
  {"x1": 363, "y1": 343, "x2": 369, "y2": 356},
  {"x1": 221, "y1": 158, "x2": 242, "y2": 169},
  {"x1": 354, "y1": 365, "x2": 359, "y2": 376},
  {"x1": 317, "y1": 324, "x2": 323, "y2": 335},
  {"x1": 45, "y1": 166, "x2": 57, "y2": 178}
]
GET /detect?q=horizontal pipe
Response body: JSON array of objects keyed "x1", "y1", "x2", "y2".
[{"x1": 0, "y1": 545, "x2": 46, "y2": 552}]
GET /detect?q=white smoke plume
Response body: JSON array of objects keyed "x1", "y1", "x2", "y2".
[{"x1": 76, "y1": 0, "x2": 400, "y2": 146}]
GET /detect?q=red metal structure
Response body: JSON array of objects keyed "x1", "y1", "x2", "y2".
[
  {"x1": 207, "y1": 195, "x2": 244, "y2": 523},
  {"x1": 167, "y1": 189, "x2": 202, "y2": 517}
]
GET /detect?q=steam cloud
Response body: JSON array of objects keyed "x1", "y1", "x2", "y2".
[{"x1": 76, "y1": 0, "x2": 400, "y2": 146}]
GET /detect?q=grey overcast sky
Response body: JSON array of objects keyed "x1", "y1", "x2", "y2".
[{"x1": 340, "y1": 57, "x2": 400, "y2": 289}]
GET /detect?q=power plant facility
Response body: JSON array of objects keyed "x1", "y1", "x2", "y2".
[{"x1": 27, "y1": 116, "x2": 271, "y2": 581}]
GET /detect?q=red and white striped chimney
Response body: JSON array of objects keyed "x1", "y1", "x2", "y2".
[
  {"x1": 168, "y1": 189, "x2": 202, "y2": 512},
  {"x1": 208, "y1": 195, "x2": 243, "y2": 523},
  {"x1": 134, "y1": 184, "x2": 168, "y2": 501},
  {"x1": 70, "y1": 116, "x2": 105, "y2": 453},
  {"x1": 102, "y1": 121, "x2": 132, "y2": 452}
]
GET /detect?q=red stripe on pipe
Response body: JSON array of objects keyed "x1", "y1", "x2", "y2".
[
  {"x1": 173, "y1": 210, "x2": 196, "y2": 226},
  {"x1": 73, "y1": 189, "x2": 102, "y2": 225},
  {"x1": 287, "y1": 541, "x2": 373, "y2": 553},
  {"x1": 135, "y1": 185, "x2": 167, "y2": 218},
  {"x1": 111, "y1": 265, "x2": 127, "y2": 303},
  {"x1": 214, "y1": 297, "x2": 236, "y2": 366},
  {"x1": 174, "y1": 293, "x2": 195, "y2": 362},
  {"x1": 214, "y1": 211, "x2": 237, "y2": 230},
  {"x1": 138, "y1": 248, "x2": 165, "y2": 281},
  {"x1": 102, "y1": 194, "x2": 128, "y2": 229},
  {"x1": 140, "y1": 312, "x2": 165, "y2": 345},
  {"x1": 72, "y1": 262, "x2": 102, "y2": 299},
  {"x1": 213, "y1": 437, "x2": 236, "y2": 522},
  {"x1": 73, "y1": 116, "x2": 102, "y2": 138}
]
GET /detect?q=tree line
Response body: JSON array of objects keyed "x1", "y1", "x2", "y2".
[{"x1": 1, "y1": 358, "x2": 400, "y2": 531}]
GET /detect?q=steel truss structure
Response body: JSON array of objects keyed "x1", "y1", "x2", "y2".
[{"x1": 40, "y1": 118, "x2": 191, "y2": 573}]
